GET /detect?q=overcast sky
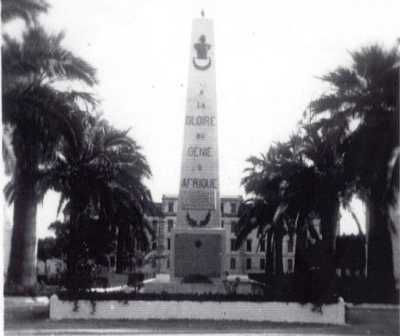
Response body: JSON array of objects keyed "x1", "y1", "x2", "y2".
[{"x1": 4, "y1": 0, "x2": 400, "y2": 237}]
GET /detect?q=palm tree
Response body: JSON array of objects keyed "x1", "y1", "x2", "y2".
[
  {"x1": 2, "y1": 0, "x2": 49, "y2": 26},
  {"x1": 111, "y1": 190, "x2": 155, "y2": 274},
  {"x1": 40, "y1": 115, "x2": 154, "y2": 278},
  {"x1": 2, "y1": 0, "x2": 49, "y2": 178},
  {"x1": 297, "y1": 118, "x2": 346, "y2": 252},
  {"x1": 311, "y1": 45, "x2": 399, "y2": 297},
  {"x1": 239, "y1": 118, "x2": 346, "y2": 276},
  {"x1": 236, "y1": 198, "x2": 276, "y2": 274},
  {"x1": 2, "y1": 26, "x2": 97, "y2": 293},
  {"x1": 238, "y1": 140, "x2": 305, "y2": 276}
]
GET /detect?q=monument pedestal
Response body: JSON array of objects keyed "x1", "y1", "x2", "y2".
[
  {"x1": 171, "y1": 228, "x2": 226, "y2": 281},
  {"x1": 142, "y1": 276, "x2": 227, "y2": 294}
]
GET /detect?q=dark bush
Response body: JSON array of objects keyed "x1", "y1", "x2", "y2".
[
  {"x1": 181, "y1": 274, "x2": 213, "y2": 284},
  {"x1": 62, "y1": 274, "x2": 93, "y2": 292},
  {"x1": 92, "y1": 277, "x2": 109, "y2": 288},
  {"x1": 253, "y1": 273, "x2": 398, "y2": 304},
  {"x1": 57, "y1": 291, "x2": 268, "y2": 302},
  {"x1": 127, "y1": 273, "x2": 144, "y2": 287},
  {"x1": 336, "y1": 276, "x2": 398, "y2": 304}
]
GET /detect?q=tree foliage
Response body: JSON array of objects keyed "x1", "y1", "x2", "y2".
[
  {"x1": 238, "y1": 43, "x2": 399, "y2": 301},
  {"x1": 311, "y1": 45, "x2": 399, "y2": 205},
  {"x1": 310, "y1": 44, "x2": 399, "y2": 297},
  {"x1": 2, "y1": 4, "x2": 98, "y2": 293},
  {"x1": 38, "y1": 114, "x2": 155, "y2": 277},
  {"x1": 2, "y1": 1, "x2": 153, "y2": 293},
  {"x1": 2, "y1": 0, "x2": 49, "y2": 25}
]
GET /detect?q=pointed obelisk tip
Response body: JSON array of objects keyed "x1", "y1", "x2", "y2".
[{"x1": 201, "y1": 9, "x2": 205, "y2": 18}]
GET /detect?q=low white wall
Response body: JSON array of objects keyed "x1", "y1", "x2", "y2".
[{"x1": 50, "y1": 295, "x2": 345, "y2": 325}]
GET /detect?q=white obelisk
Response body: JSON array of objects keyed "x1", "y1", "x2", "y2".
[{"x1": 171, "y1": 13, "x2": 225, "y2": 280}]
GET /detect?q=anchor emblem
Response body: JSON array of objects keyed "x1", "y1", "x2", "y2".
[{"x1": 193, "y1": 35, "x2": 212, "y2": 71}]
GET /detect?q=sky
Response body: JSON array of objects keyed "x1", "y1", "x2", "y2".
[{"x1": 4, "y1": 0, "x2": 400, "y2": 237}]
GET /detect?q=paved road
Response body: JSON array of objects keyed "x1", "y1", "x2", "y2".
[{"x1": 4, "y1": 297, "x2": 399, "y2": 335}]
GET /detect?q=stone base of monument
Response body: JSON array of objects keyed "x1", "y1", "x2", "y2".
[
  {"x1": 140, "y1": 274, "x2": 264, "y2": 295},
  {"x1": 142, "y1": 279, "x2": 225, "y2": 294}
]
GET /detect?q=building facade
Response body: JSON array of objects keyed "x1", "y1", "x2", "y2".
[{"x1": 146, "y1": 195, "x2": 296, "y2": 278}]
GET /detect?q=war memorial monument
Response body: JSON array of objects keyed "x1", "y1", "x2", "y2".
[
  {"x1": 143, "y1": 13, "x2": 235, "y2": 294},
  {"x1": 173, "y1": 13, "x2": 225, "y2": 281}
]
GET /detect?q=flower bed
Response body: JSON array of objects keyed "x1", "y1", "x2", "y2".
[{"x1": 50, "y1": 294, "x2": 345, "y2": 324}]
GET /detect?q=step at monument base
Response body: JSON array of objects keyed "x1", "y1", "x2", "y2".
[{"x1": 141, "y1": 274, "x2": 263, "y2": 295}]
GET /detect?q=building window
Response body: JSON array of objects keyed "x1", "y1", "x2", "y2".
[
  {"x1": 288, "y1": 259, "x2": 293, "y2": 273},
  {"x1": 260, "y1": 239, "x2": 265, "y2": 252},
  {"x1": 230, "y1": 257, "x2": 236, "y2": 270},
  {"x1": 288, "y1": 237, "x2": 294, "y2": 253},
  {"x1": 230, "y1": 239, "x2": 237, "y2": 251},
  {"x1": 167, "y1": 238, "x2": 171, "y2": 250},
  {"x1": 152, "y1": 220, "x2": 158, "y2": 232},
  {"x1": 221, "y1": 220, "x2": 224, "y2": 228},
  {"x1": 167, "y1": 258, "x2": 170, "y2": 269},
  {"x1": 246, "y1": 239, "x2": 252, "y2": 252},
  {"x1": 230, "y1": 221, "x2": 236, "y2": 233},
  {"x1": 246, "y1": 258, "x2": 252, "y2": 270},
  {"x1": 260, "y1": 258, "x2": 265, "y2": 270},
  {"x1": 230, "y1": 202, "x2": 237, "y2": 214},
  {"x1": 221, "y1": 203, "x2": 224, "y2": 214},
  {"x1": 152, "y1": 241, "x2": 157, "y2": 250},
  {"x1": 168, "y1": 201, "x2": 174, "y2": 213},
  {"x1": 167, "y1": 219, "x2": 174, "y2": 232}
]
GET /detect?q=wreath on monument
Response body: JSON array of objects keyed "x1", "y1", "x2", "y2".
[{"x1": 186, "y1": 210, "x2": 211, "y2": 227}]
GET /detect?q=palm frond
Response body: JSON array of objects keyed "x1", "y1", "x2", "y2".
[{"x1": 2, "y1": 0, "x2": 49, "y2": 25}]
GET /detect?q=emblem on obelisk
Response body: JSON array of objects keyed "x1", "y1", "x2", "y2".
[
  {"x1": 186, "y1": 211, "x2": 211, "y2": 227},
  {"x1": 193, "y1": 35, "x2": 212, "y2": 71}
]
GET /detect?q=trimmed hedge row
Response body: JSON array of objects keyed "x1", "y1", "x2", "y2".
[{"x1": 56, "y1": 291, "x2": 328, "y2": 302}]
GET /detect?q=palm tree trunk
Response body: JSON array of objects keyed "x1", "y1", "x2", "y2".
[
  {"x1": 321, "y1": 200, "x2": 340, "y2": 254},
  {"x1": 366, "y1": 194, "x2": 395, "y2": 299},
  {"x1": 265, "y1": 231, "x2": 274, "y2": 275},
  {"x1": 66, "y1": 201, "x2": 85, "y2": 278},
  {"x1": 66, "y1": 218, "x2": 78, "y2": 277},
  {"x1": 116, "y1": 225, "x2": 125, "y2": 274},
  {"x1": 5, "y1": 174, "x2": 37, "y2": 294},
  {"x1": 274, "y1": 230, "x2": 284, "y2": 275},
  {"x1": 388, "y1": 195, "x2": 400, "y2": 299},
  {"x1": 320, "y1": 201, "x2": 340, "y2": 298}
]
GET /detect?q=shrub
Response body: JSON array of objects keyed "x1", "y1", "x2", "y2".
[
  {"x1": 181, "y1": 274, "x2": 213, "y2": 284},
  {"x1": 57, "y1": 291, "x2": 265, "y2": 302},
  {"x1": 127, "y1": 273, "x2": 144, "y2": 286}
]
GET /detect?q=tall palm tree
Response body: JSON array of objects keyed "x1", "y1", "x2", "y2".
[
  {"x1": 311, "y1": 45, "x2": 399, "y2": 297},
  {"x1": 2, "y1": 27, "x2": 97, "y2": 293},
  {"x1": 40, "y1": 115, "x2": 154, "y2": 278}
]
